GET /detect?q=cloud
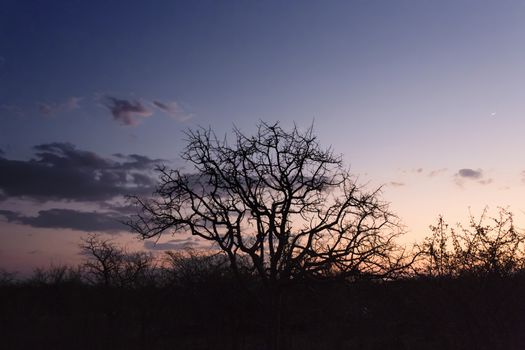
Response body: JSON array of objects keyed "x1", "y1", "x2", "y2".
[
  {"x1": 0, "y1": 104, "x2": 24, "y2": 117},
  {"x1": 454, "y1": 168, "x2": 492, "y2": 186},
  {"x1": 0, "y1": 209, "x2": 127, "y2": 233},
  {"x1": 478, "y1": 178, "x2": 493, "y2": 185},
  {"x1": 152, "y1": 100, "x2": 192, "y2": 122},
  {"x1": 100, "y1": 201, "x2": 141, "y2": 215},
  {"x1": 400, "y1": 168, "x2": 424, "y2": 175},
  {"x1": 0, "y1": 142, "x2": 162, "y2": 202},
  {"x1": 457, "y1": 168, "x2": 483, "y2": 179},
  {"x1": 428, "y1": 168, "x2": 448, "y2": 177},
  {"x1": 144, "y1": 238, "x2": 199, "y2": 251},
  {"x1": 112, "y1": 153, "x2": 161, "y2": 170},
  {"x1": 102, "y1": 96, "x2": 152, "y2": 126},
  {"x1": 0, "y1": 210, "x2": 18, "y2": 222},
  {"x1": 38, "y1": 97, "x2": 82, "y2": 116},
  {"x1": 388, "y1": 181, "x2": 405, "y2": 187},
  {"x1": 152, "y1": 100, "x2": 175, "y2": 114}
]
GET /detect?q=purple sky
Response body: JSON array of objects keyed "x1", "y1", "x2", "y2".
[{"x1": 1, "y1": 0, "x2": 525, "y2": 274}]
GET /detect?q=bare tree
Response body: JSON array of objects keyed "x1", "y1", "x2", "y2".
[
  {"x1": 128, "y1": 122, "x2": 410, "y2": 349},
  {"x1": 80, "y1": 234, "x2": 155, "y2": 288}
]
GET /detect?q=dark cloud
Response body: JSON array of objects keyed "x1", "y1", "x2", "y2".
[
  {"x1": 0, "y1": 208, "x2": 127, "y2": 233},
  {"x1": 457, "y1": 168, "x2": 483, "y2": 179},
  {"x1": 0, "y1": 210, "x2": 18, "y2": 222},
  {"x1": 103, "y1": 96, "x2": 152, "y2": 126},
  {"x1": 0, "y1": 142, "x2": 162, "y2": 202}
]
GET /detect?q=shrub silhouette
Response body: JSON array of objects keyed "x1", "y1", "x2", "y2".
[{"x1": 420, "y1": 208, "x2": 525, "y2": 277}]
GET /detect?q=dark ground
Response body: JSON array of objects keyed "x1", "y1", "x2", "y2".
[{"x1": 2, "y1": 274, "x2": 525, "y2": 350}]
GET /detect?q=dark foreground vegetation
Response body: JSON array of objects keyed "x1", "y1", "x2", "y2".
[
  {"x1": 2, "y1": 211, "x2": 525, "y2": 350},
  {"x1": 2, "y1": 267, "x2": 525, "y2": 350}
]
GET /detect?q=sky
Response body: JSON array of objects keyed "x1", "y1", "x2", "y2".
[{"x1": 1, "y1": 0, "x2": 525, "y2": 274}]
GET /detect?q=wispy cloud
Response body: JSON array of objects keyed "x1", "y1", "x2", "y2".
[
  {"x1": 478, "y1": 178, "x2": 493, "y2": 185},
  {"x1": 428, "y1": 168, "x2": 448, "y2": 177},
  {"x1": 0, "y1": 104, "x2": 24, "y2": 117},
  {"x1": 38, "y1": 97, "x2": 82, "y2": 116},
  {"x1": 400, "y1": 168, "x2": 424, "y2": 175},
  {"x1": 102, "y1": 96, "x2": 152, "y2": 126},
  {"x1": 388, "y1": 181, "x2": 405, "y2": 187},
  {"x1": 152, "y1": 100, "x2": 192, "y2": 122},
  {"x1": 144, "y1": 237, "x2": 200, "y2": 251}
]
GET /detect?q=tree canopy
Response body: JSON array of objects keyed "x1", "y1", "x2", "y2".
[{"x1": 129, "y1": 122, "x2": 409, "y2": 285}]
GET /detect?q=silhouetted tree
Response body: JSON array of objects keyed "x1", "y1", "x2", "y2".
[
  {"x1": 129, "y1": 122, "x2": 411, "y2": 349},
  {"x1": 80, "y1": 234, "x2": 156, "y2": 288}
]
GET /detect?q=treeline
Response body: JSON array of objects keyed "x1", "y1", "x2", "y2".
[{"x1": 2, "y1": 209, "x2": 525, "y2": 349}]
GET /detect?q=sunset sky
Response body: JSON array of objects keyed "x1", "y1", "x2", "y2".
[{"x1": 2, "y1": 0, "x2": 525, "y2": 274}]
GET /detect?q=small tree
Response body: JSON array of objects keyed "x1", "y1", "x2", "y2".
[
  {"x1": 80, "y1": 234, "x2": 155, "y2": 288},
  {"x1": 129, "y1": 122, "x2": 410, "y2": 349}
]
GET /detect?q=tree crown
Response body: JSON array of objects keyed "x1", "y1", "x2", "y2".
[{"x1": 129, "y1": 122, "x2": 408, "y2": 283}]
